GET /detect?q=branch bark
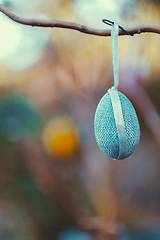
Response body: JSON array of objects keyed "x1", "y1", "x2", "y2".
[{"x1": 0, "y1": 4, "x2": 160, "y2": 37}]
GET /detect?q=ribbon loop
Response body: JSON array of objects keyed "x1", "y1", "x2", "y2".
[{"x1": 111, "y1": 22, "x2": 119, "y2": 90}]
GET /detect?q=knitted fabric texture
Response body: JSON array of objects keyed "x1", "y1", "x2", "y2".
[{"x1": 94, "y1": 90, "x2": 140, "y2": 159}]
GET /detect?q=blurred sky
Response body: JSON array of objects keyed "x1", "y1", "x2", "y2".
[
  {"x1": 74, "y1": 0, "x2": 135, "y2": 27},
  {"x1": 0, "y1": 0, "x2": 136, "y2": 70},
  {"x1": 0, "y1": 0, "x2": 50, "y2": 70}
]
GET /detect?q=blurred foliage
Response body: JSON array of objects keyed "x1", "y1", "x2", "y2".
[
  {"x1": 15, "y1": 166, "x2": 71, "y2": 240},
  {"x1": 141, "y1": 0, "x2": 160, "y2": 4},
  {"x1": 0, "y1": 94, "x2": 41, "y2": 143}
]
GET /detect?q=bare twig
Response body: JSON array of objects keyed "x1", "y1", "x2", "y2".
[{"x1": 0, "y1": 4, "x2": 160, "y2": 36}]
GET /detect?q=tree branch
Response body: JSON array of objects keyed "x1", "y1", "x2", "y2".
[{"x1": 0, "y1": 4, "x2": 160, "y2": 37}]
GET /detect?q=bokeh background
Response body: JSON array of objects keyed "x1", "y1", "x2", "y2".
[{"x1": 0, "y1": 0, "x2": 160, "y2": 239}]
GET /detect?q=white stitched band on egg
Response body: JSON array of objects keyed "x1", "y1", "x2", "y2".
[{"x1": 108, "y1": 88, "x2": 127, "y2": 160}]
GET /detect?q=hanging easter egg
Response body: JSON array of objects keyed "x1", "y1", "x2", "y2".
[
  {"x1": 94, "y1": 21, "x2": 141, "y2": 159},
  {"x1": 94, "y1": 89, "x2": 140, "y2": 160},
  {"x1": 42, "y1": 116, "x2": 79, "y2": 158}
]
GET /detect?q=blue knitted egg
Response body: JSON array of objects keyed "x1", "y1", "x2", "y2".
[{"x1": 94, "y1": 89, "x2": 140, "y2": 160}]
